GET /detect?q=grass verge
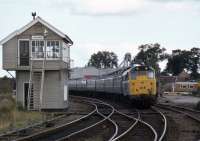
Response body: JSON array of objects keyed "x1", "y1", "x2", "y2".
[{"x1": 0, "y1": 95, "x2": 45, "y2": 133}]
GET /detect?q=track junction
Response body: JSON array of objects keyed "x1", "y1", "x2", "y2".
[{"x1": 0, "y1": 94, "x2": 200, "y2": 141}]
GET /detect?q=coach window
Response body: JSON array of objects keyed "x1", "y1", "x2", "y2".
[{"x1": 182, "y1": 85, "x2": 187, "y2": 88}]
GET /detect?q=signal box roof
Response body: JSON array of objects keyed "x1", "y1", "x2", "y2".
[{"x1": 0, "y1": 16, "x2": 73, "y2": 45}]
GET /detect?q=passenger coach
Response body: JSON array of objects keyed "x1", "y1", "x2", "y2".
[{"x1": 69, "y1": 64, "x2": 157, "y2": 108}]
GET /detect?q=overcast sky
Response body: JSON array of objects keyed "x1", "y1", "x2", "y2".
[{"x1": 0, "y1": 0, "x2": 200, "y2": 77}]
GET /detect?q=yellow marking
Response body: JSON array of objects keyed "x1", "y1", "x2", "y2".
[{"x1": 129, "y1": 75, "x2": 156, "y2": 96}]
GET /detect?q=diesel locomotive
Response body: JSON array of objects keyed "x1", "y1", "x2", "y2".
[{"x1": 68, "y1": 64, "x2": 157, "y2": 107}]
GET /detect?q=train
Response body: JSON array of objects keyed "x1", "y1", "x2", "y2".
[{"x1": 68, "y1": 64, "x2": 157, "y2": 108}]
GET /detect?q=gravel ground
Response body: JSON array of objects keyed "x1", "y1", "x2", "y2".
[
  {"x1": 158, "y1": 95, "x2": 200, "y2": 108},
  {"x1": 156, "y1": 107, "x2": 200, "y2": 141}
]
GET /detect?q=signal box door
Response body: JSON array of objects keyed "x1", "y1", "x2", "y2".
[{"x1": 19, "y1": 40, "x2": 29, "y2": 66}]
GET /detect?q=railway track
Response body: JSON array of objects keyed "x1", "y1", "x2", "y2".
[
  {"x1": 60, "y1": 96, "x2": 118, "y2": 141},
  {"x1": 13, "y1": 98, "x2": 103, "y2": 141},
  {"x1": 114, "y1": 107, "x2": 167, "y2": 141},
  {"x1": 71, "y1": 96, "x2": 168, "y2": 141},
  {"x1": 67, "y1": 96, "x2": 140, "y2": 141},
  {"x1": 0, "y1": 95, "x2": 168, "y2": 141},
  {"x1": 157, "y1": 103, "x2": 200, "y2": 123},
  {"x1": 155, "y1": 103, "x2": 200, "y2": 141},
  {"x1": 0, "y1": 98, "x2": 95, "y2": 141},
  {"x1": 137, "y1": 107, "x2": 167, "y2": 141},
  {"x1": 8, "y1": 96, "x2": 118, "y2": 141}
]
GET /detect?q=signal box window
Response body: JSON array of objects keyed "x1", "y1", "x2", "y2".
[
  {"x1": 46, "y1": 41, "x2": 60, "y2": 59},
  {"x1": 31, "y1": 40, "x2": 60, "y2": 59},
  {"x1": 32, "y1": 40, "x2": 44, "y2": 59}
]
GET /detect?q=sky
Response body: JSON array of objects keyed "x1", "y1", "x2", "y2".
[{"x1": 0, "y1": 0, "x2": 200, "y2": 77}]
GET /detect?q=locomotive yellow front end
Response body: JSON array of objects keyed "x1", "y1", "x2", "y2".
[
  {"x1": 128, "y1": 66, "x2": 157, "y2": 107},
  {"x1": 198, "y1": 81, "x2": 200, "y2": 89}
]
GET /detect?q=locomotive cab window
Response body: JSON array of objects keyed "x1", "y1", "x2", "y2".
[
  {"x1": 147, "y1": 71, "x2": 154, "y2": 79},
  {"x1": 124, "y1": 74, "x2": 128, "y2": 80},
  {"x1": 136, "y1": 71, "x2": 147, "y2": 76},
  {"x1": 130, "y1": 69, "x2": 136, "y2": 79}
]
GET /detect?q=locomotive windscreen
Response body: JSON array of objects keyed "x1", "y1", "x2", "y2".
[
  {"x1": 131, "y1": 66, "x2": 155, "y2": 79},
  {"x1": 132, "y1": 66, "x2": 153, "y2": 71}
]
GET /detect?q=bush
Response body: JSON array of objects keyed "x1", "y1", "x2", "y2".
[
  {"x1": 0, "y1": 76, "x2": 15, "y2": 94},
  {"x1": 192, "y1": 87, "x2": 200, "y2": 96},
  {"x1": 16, "y1": 102, "x2": 25, "y2": 111},
  {"x1": 0, "y1": 95, "x2": 16, "y2": 125},
  {"x1": 0, "y1": 95, "x2": 16, "y2": 113}
]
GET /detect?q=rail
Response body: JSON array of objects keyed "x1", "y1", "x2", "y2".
[
  {"x1": 157, "y1": 104, "x2": 200, "y2": 122},
  {"x1": 71, "y1": 96, "x2": 158, "y2": 141},
  {"x1": 15, "y1": 100, "x2": 98, "y2": 141},
  {"x1": 111, "y1": 110, "x2": 140, "y2": 141},
  {"x1": 151, "y1": 107, "x2": 167, "y2": 141},
  {"x1": 54, "y1": 96, "x2": 118, "y2": 141}
]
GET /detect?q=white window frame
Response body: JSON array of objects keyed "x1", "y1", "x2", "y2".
[
  {"x1": 64, "y1": 84, "x2": 68, "y2": 101},
  {"x1": 31, "y1": 40, "x2": 45, "y2": 60},
  {"x1": 18, "y1": 39, "x2": 30, "y2": 66},
  {"x1": 31, "y1": 40, "x2": 61, "y2": 60},
  {"x1": 62, "y1": 42, "x2": 70, "y2": 63},
  {"x1": 46, "y1": 40, "x2": 61, "y2": 60}
]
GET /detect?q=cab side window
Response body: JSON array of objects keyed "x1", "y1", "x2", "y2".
[
  {"x1": 125, "y1": 74, "x2": 128, "y2": 80},
  {"x1": 123, "y1": 73, "x2": 128, "y2": 81}
]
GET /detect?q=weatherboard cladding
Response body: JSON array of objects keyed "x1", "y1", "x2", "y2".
[
  {"x1": 2, "y1": 37, "x2": 18, "y2": 69},
  {"x1": 2, "y1": 20, "x2": 69, "y2": 70},
  {"x1": 42, "y1": 70, "x2": 68, "y2": 109},
  {"x1": 1, "y1": 16, "x2": 71, "y2": 110},
  {"x1": 16, "y1": 70, "x2": 68, "y2": 109},
  {"x1": 16, "y1": 71, "x2": 29, "y2": 106}
]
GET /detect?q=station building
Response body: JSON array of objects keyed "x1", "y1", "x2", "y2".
[
  {"x1": 0, "y1": 16, "x2": 73, "y2": 111},
  {"x1": 174, "y1": 82, "x2": 199, "y2": 93}
]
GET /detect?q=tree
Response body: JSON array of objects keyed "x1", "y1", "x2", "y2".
[
  {"x1": 165, "y1": 49, "x2": 185, "y2": 75},
  {"x1": 134, "y1": 43, "x2": 168, "y2": 73},
  {"x1": 189, "y1": 48, "x2": 200, "y2": 79},
  {"x1": 0, "y1": 76, "x2": 15, "y2": 94},
  {"x1": 165, "y1": 48, "x2": 200, "y2": 79},
  {"x1": 87, "y1": 51, "x2": 118, "y2": 68}
]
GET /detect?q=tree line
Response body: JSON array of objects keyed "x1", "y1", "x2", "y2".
[{"x1": 87, "y1": 43, "x2": 200, "y2": 80}]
